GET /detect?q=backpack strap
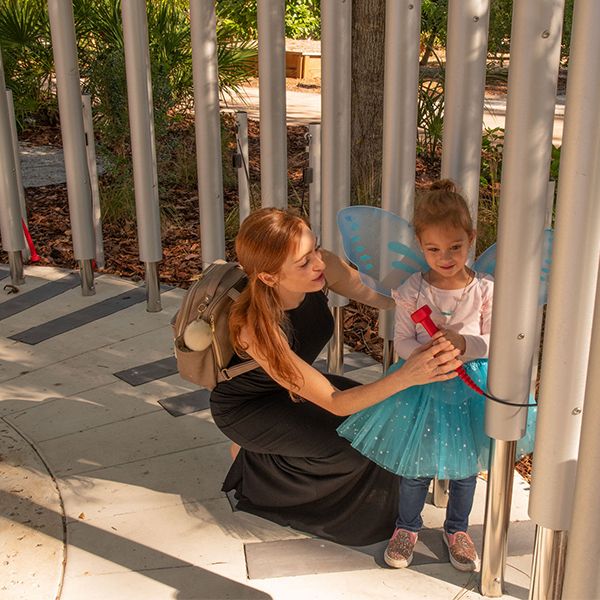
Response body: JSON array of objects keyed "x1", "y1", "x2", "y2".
[{"x1": 218, "y1": 359, "x2": 260, "y2": 382}]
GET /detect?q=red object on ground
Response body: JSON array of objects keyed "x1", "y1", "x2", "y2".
[
  {"x1": 21, "y1": 219, "x2": 41, "y2": 262},
  {"x1": 410, "y1": 304, "x2": 485, "y2": 395}
]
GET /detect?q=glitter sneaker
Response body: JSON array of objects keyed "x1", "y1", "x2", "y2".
[
  {"x1": 384, "y1": 528, "x2": 418, "y2": 568},
  {"x1": 443, "y1": 530, "x2": 480, "y2": 572}
]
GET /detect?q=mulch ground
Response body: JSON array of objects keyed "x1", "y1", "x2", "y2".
[{"x1": 2, "y1": 116, "x2": 533, "y2": 482}]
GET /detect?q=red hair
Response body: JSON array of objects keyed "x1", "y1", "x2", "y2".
[{"x1": 229, "y1": 208, "x2": 307, "y2": 390}]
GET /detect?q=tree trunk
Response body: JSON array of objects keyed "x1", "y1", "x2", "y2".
[{"x1": 351, "y1": 0, "x2": 385, "y2": 204}]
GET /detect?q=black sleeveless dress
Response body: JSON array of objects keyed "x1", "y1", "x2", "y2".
[{"x1": 210, "y1": 291, "x2": 399, "y2": 545}]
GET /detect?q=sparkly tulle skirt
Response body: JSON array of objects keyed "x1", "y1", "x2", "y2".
[{"x1": 337, "y1": 359, "x2": 537, "y2": 480}]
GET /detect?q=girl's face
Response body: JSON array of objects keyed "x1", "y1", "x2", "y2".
[
  {"x1": 270, "y1": 224, "x2": 326, "y2": 307},
  {"x1": 418, "y1": 224, "x2": 474, "y2": 284}
]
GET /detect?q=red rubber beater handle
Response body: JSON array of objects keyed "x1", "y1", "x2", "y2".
[{"x1": 410, "y1": 304, "x2": 484, "y2": 396}]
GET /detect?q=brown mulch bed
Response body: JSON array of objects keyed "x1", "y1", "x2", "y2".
[{"x1": 3, "y1": 117, "x2": 533, "y2": 482}]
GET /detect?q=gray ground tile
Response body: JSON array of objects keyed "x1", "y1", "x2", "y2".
[
  {"x1": 0, "y1": 266, "x2": 9, "y2": 280},
  {"x1": 244, "y1": 520, "x2": 535, "y2": 579},
  {"x1": 114, "y1": 356, "x2": 177, "y2": 386},
  {"x1": 158, "y1": 388, "x2": 211, "y2": 416},
  {"x1": 0, "y1": 272, "x2": 80, "y2": 320},
  {"x1": 9, "y1": 287, "x2": 146, "y2": 344}
]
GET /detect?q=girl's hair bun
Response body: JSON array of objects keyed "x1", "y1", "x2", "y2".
[{"x1": 429, "y1": 178, "x2": 457, "y2": 193}]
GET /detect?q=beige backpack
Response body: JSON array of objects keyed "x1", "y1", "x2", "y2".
[{"x1": 172, "y1": 261, "x2": 258, "y2": 390}]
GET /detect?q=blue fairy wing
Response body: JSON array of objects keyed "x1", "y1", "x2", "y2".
[
  {"x1": 337, "y1": 206, "x2": 428, "y2": 297},
  {"x1": 473, "y1": 229, "x2": 554, "y2": 305},
  {"x1": 472, "y1": 242, "x2": 497, "y2": 277},
  {"x1": 538, "y1": 228, "x2": 553, "y2": 305}
]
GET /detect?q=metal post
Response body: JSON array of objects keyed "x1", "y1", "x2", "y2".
[
  {"x1": 307, "y1": 122, "x2": 321, "y2": 241},
  {"x1": 6, "y1": 90, "x2": 30, "y2": 262},
  {"x1": 529, "y1": 0, "x2": 600, "y2": 596},
  {"x1": 562, "y1": 265, "x2": 600, "y2": 600},
  {"x1": 529, "y1": 529, "x2": 568, "y2": 600},
  {"x1": 481, "y1": 440, "x2": 517, "y2": 597},
  {"x1": 380, "y1": 0, "x2": 422, "y2": 371},
  {"x1": 381, "y1": 340, "x2": 395, "y2": 373},
  {"x1": 480, "y1": 1, "x2": 565, "y2": 596},
  {"x1": 0, "y1": 50, "x2": 26, "y2": 284},
  {"x1": 190, "y1": 0, "x2": 226, "y2": 266},
  {"x1": 47, "y1": 0, "x2": 96, "y2": 295},
  {"x1": 82, "y1": 95, "x2": 104, "y2": 269},
  {"x1": 441, "y1": 0, "x2": 490, "y2": 227},
  {"x1": 235, "y1": 111, "x2": 250, "y2": 224},
  {"x1": 121, "y1": 0, "x2": 162, "y2": 311},
  {"x1": 257, "y1": 0, "x2": 287, "y2": 208},
  {"x1": 327, "y1": 306, "x2": 344, "y2": 376},
  {"x1": 7, "y1": 252, "x2": 24, "y2": 285},
  {"x1": 322, "y1": 0, "x2": 352, "y2": 373}
]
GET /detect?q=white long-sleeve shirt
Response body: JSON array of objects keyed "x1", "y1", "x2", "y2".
[{"x1": 391, "y1": 272, "x2": 494, "y2": 363}]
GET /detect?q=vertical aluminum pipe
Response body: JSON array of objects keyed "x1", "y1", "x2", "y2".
[
  {"x1": 48, "y1": 0, "x2": 95, "y2": 295},
  {"x1": 529, "y1": 0, "x2": 600, "y2": 597},
  {"x1": 307, "y1": 122, "x2": 321, "y2": 241},
  {"x1": 0, "y1": 51, "x2": 25, "y2": 284},
  {"x1": 480, "y1": 1, "x2": 565, "y2": 597},
  {"x1": 82, "y1": 95, "x2": 104, "y2": 269},
  {"x1": 235, "y1": 111, "x2": 250, "y2": 225},
  {"x1": 379, "y1": 0, "x2": 421, "y2": 358},
  {"x1": 121, "y1": 0, "x2": 162, "y2": 311},
  {"x1": 191, "y1": 0, "x2": 226, "y2": 266},
  {"x1": 322, "y1": 0, "x2": 352, "y2": 374},
  {"x1": 257, "y1": 0, "x2": 287, "y2": 208},
  {"x1": 441, "y1": 0, "x2": 490, "y2": 225},
  {"x1": 562, "y1": 266, "x2": 600, "y2": 599},
  {"x1": 6, "y1": 92, "x2": 28, "y2": 223}
]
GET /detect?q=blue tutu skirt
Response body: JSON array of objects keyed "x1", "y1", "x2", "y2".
[{"x1": 338, "y1": 359, "x2": 537, "y2": 480}]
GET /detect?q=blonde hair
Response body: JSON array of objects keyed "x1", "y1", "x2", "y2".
[
  {"x1": 413, "y1": 179, "x2": 474, "y2": 239},
  {"x1": 229, "y1": 208, "x2": 307, "y2": 390}
]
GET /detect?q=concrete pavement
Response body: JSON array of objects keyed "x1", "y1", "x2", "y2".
[{"x1": 0, "y1": 264, "x2": 535, "y2": 599}]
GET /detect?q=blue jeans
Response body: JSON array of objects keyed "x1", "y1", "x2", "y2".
[{"x1": 396, "y1": 475, "x2": 477, "y2": 534}]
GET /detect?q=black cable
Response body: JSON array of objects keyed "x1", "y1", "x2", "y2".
[{"x1": 480, "y1": 389, "x2": 538, "y2": 408}]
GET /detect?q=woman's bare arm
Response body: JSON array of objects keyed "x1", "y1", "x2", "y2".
[
  {"x1": 321, "y1": 249, "x2": 394, "y2": 310},
  {"x1": 240, "y1": 327, "x2": 460, "y2": 416}
]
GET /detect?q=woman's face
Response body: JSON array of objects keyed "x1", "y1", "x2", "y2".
[{"x1": 275, "y1": 225, "x2": 326, "y2": 304}]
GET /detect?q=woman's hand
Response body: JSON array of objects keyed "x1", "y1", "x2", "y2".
[{"x1": 397, "y1": 339, "x2": 461, "y2": 387}]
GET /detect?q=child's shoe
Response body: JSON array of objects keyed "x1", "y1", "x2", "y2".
[
  {"x1": 384, "y1": 528, "x2": 418, "y2": 568},
  {"x1": 443, "y1": 530, "x2": 480, "y2": 572}
]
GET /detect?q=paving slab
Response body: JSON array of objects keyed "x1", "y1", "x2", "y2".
[{"x1": 0, "y1": 420, "x2": 65, "y2": 600}]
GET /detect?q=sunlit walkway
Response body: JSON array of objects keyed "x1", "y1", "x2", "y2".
[{"x1": 0, "y1": 264, "x2": 534, "y2": 599}]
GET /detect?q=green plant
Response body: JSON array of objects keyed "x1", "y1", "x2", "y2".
[
  {"x1": 417, "y1": 75, "x2": 444, "y2": 164},
  {"x1": 0, "y1": 0, "x2": 55, "y2": 126}
]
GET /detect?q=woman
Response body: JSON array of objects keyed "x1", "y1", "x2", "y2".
[{"x1": 210, "y1": 208, "x2": 460, "y2": 546}]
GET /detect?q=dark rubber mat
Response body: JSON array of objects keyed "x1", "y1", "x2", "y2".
[
  {"x1": 9, "y1": 287, "x2": 146, "y2": 345},
  {"x1": 158, "y1": 388, "x2": 211, "y2": 417},
  {"x1": 0, "y1": 273, "x2": 80, "y2": 320},
  {"x1": 114, "y1": 356, "x2": 178, "y2": 386}
]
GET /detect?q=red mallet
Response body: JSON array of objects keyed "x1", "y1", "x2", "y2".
[
  {"x1": 21, "y1": 219, "x2": 41, "y2": 263},
  {"x1": 411, "y1": 305, "x2": 484, "y2": 395}
]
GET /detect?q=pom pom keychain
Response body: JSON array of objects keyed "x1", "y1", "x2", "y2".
[{"x1": 183, "y1": 319, "x2": 213, "y2": 351}]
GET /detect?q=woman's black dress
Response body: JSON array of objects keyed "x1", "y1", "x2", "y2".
[{"x1": 210, "y1": 291, "x2": 399, "y2": 545}]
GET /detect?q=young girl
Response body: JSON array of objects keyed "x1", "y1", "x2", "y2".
[{"x1": 338, "y1": 180, "x2": 532, "y2": 571}]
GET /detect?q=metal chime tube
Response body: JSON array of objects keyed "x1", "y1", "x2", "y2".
[
  {"x1": 480, "y1": 1, "x2": 565, "y2": 596},
  {"x1": 48, "y1": 0, "x2": 96, "y2": 295},
  {"x1": 322, "y1": 0, "x2": 352, "y2": 375}
]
